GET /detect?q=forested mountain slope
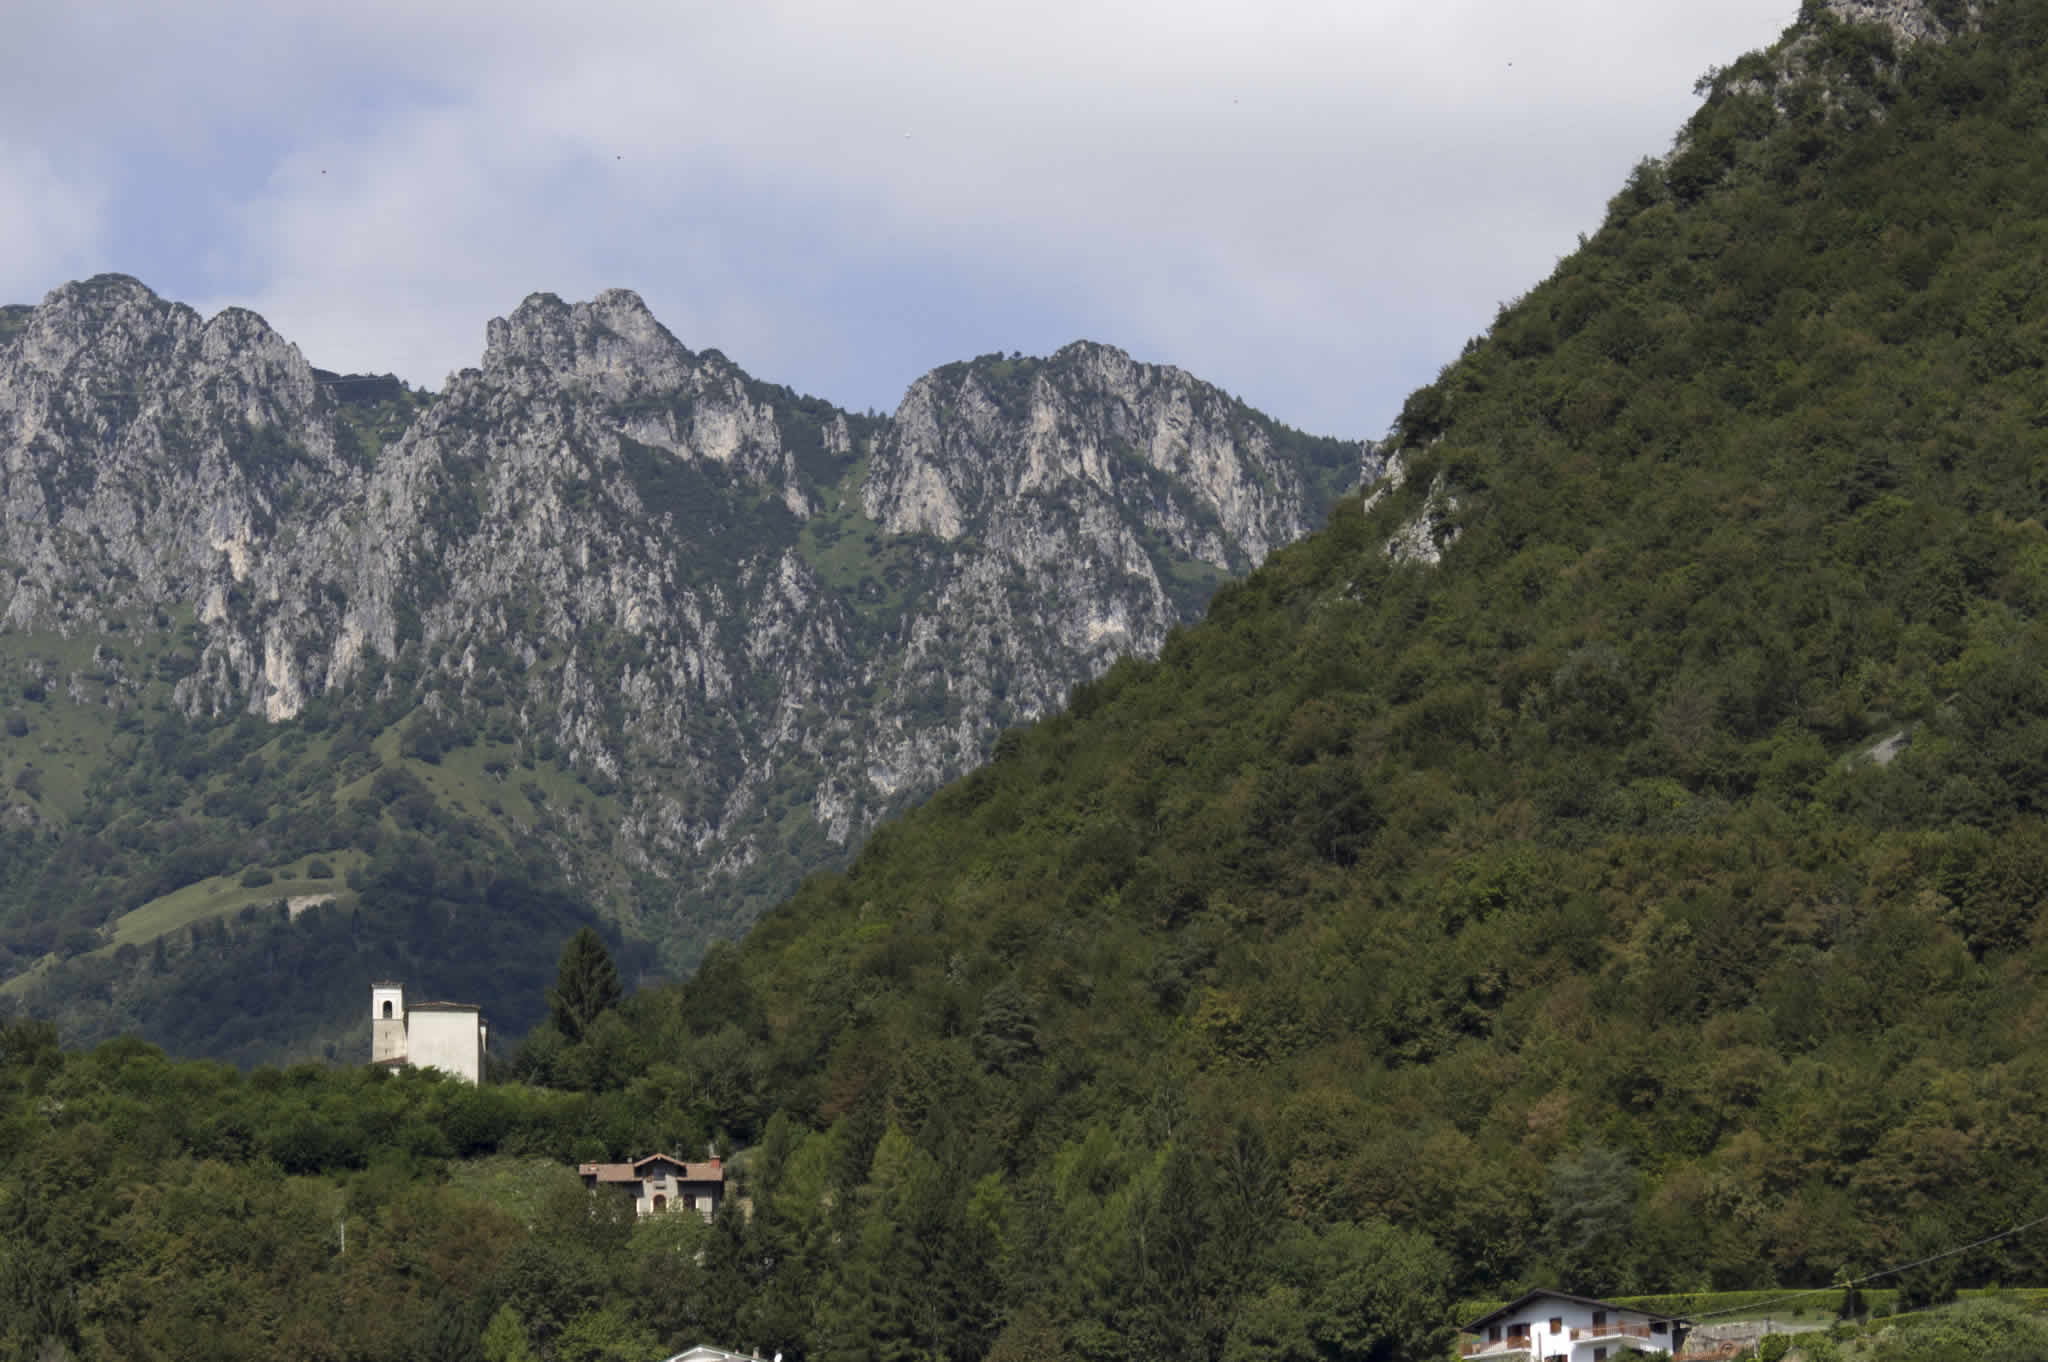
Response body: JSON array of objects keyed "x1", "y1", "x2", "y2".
[
  {"x1": 0, "y1": 280, "x2": 1367, "y2": 1064},
  {"x1": 600, "y1": 0, "x2": 2048, "y2": 1342}
]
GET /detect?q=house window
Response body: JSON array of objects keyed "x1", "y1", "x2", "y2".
[
  {"x1": 1488, "y1": 1326, "x2": 1501, "y2": 1343},
  {"x1": 1651, "y1": 1322, "x2": 1667, "y2": 1334},
  {"x1": 684, "y1": 1194, "x2": 698, "y2": 1210},
  {"x1": 1592, "y1": 1312, "x2": 1606, "y2": 1327},
  {"x1": 1595, "y1": 1349, "x2": 1608, "y2": 1361},
  {"x1": 382, "y1": 1000, "x2": 393, "y2": 1019},
  {"x1": 1550, "y1": 1318, "x2": 1563, "y2": 1335},
  {"x1": 653, "y1": 1195, "x2": 667, "y2": 1211}
]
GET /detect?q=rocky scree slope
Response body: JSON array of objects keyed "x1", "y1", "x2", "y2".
[{"x1": 0, "y1": 275, "x2": 1371, "y2": 1040}]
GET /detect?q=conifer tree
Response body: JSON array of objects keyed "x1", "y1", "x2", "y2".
[{"x1": 548, "y1": 927, "x2": 622, "y2": 1042}]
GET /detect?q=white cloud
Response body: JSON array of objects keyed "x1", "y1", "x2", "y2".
[
  {"x1": 0, "y1": 140, "x2": 107, "y2": 306},
  {"x1": 17, "y1": 0, "x2": 1797, "y2": 433}
]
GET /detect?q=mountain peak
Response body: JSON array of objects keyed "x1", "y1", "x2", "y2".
[
  {"x1": 1048, "y1": 339, "x2": 1130, "y2": 365},
  {"x1": 47, "y1": 273, "x2": 163, "y2": 308},
  {"x1": 865, "y1": 338, "x2": 1370, "y2": 564},
  {"x1": 1, "y1": 276, "x2": 309, "y2": 404},
  {"x1": 587, "y1": 287, "x2": 657, "y2": 323},
  {"x1": 481, "y1": 288, "x2": 692, "y2": 398},
  {"x1": 16, "y1": 274, "x2": 190, "y2": 363}
]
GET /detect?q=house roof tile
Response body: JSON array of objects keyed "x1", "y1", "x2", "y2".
[
  {"x1": 1461, "y1": 1289, "x2": 1688, "y2": 1333},
  {"x1": 632, "y1": 1153, "x2": 723, "y2": 1180},
  {"x1": 579, "y1": 1155, "x2": 724, "y2": 1184}
]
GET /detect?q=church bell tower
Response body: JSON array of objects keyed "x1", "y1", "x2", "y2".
[{"x1": 371, "y1": 982, "x2": 407, "y2": 1064}]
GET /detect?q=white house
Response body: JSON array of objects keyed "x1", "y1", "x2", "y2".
[
  {"x1": 1460, "y1": 1290, "x2": 1690, "y2": 1361},
  {"x1": 370, "y1": 982, "x2": 487, "y2": 1084},
  {"x1": 579, "y1": 1153, "x2": 724, "y2": 1219}
]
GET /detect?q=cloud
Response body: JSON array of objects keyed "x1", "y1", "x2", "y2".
[
  {"x1": 0, "y1": 140, "x2": 107, "y2": 306},
  {"x1": 14, "y1": 0, "x2": 1796, "y2": 435}
]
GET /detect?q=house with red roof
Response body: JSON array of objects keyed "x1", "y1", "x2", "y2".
[{"x1": 578, "y1": 1153, "x2": 724, "y2": 1220}]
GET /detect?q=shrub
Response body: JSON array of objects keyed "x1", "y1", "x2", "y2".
[
  {"x1": 305, "y1": 859, "x2": 335, "y2": 880},
  {"x1": 240, "y1": 867, "x2": 275, "y2": 888}
]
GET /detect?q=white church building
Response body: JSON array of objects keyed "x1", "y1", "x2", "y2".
[{"x1": 371, "y1": 981, "x2": 487, "y2": 1084}]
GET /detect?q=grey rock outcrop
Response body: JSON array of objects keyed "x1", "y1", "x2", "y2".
[
  {"x1": 0, "y1": 276, "x2": 347, "y2": 640},
  {"x1": 1824, "y1": 0, "x2": 1979, "y2": 43}
]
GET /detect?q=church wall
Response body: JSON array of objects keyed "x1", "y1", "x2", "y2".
[{"x1": 406, "y1": 1008, "x2": 484, "y2": 1084}]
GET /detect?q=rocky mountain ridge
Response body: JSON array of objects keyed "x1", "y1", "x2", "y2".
[{"x1": 0, "y1": 275, "x2": 1374, "y2": 1000}]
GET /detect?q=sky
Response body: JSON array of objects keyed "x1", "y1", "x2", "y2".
[{"x1": 3, "y1": 0, "x2": 1797, "y2": 439}]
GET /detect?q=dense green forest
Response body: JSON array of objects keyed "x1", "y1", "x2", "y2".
[{"x1": 16, "y1": 0, "x2": 2048, "y2": 1358}]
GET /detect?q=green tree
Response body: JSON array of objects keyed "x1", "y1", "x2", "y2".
[
  {"x1": 482, "y1": 1305, "x2": 539, "y2": 1362},
  {"x1": 1296, "y1": 1220, "x2": 1456, "y2": 1362},
  {"x1": 1546, "y1": 1144, "x2": 1640, "y2": 1294},
  {"x1": 972, "y1": 982, "x2": 1042, "y2": 1075},
  {"x1": 1222, "y1": 1285, "x2": 1316, "y2": 1362},
  {"x1": 554, "y1": 1304, "x2": 660, "y2": 1362},
  {"x1": 1895, "y1": 1215, "x2": 1959, "y2": 1312},
  {"x1": 549, "y1": 928, "x2": 623, "y2": 1043}
]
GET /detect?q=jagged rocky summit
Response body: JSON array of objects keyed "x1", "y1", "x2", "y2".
[{"x1": 0, "y1": 275, "x2": 1375, "y2": 971}]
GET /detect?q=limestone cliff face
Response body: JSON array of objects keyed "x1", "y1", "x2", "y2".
[
  {"x1": 0, "y1": 276, "x2": 346, "y2": 640},
  {"x1": 865, "y1": 342, "x2": 1330, "y2": 568},
  {"x1": 856, "y1": 343, "x2": 1378, "y2": 806},
  {"x1": 0, "y1": 276, "x2": 1374, "y2": 960}
]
